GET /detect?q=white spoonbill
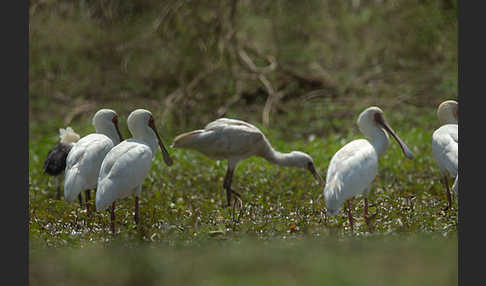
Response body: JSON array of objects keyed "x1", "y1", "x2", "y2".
[
  {"x1": 171, "y1": 118, "x2": 324, "y2": 207},
  {"x1": 432, "y1": 100, "x2": 458, "y2": 210},
  {"x1": 96, "y1": 109, "x2": 173, "y2": 234},
  {"x1": 43, "y1": 127, "x2": 80, "y2": 199},
  {"x1": 323, "y1": 106, "x2": 414, "y2": 232},
  {"x1": 64, "y1": 109, "x2": 123, "y2": 211}
]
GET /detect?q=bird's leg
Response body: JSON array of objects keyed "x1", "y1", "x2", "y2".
[
  {"x1": 85, "y1": 190, "x2": 91, "y2": 215},
  {"x1": 223, "y1": 167, "x2": 235, "y2": 208},
  {"x1": 362, "y1": 188, "x2": 370, "y2": 228},
  {"x1": 442, "y1": 175, "x2": 452, "y2": 211},
  {"x1": 134, "y1": 196, "x2": 139, "y2": 226},
  {"x1": 78, "y1": 193, "x2": 84, "y2": 207},
  {"x1": 364, "y1": 197, "x2": 370, "y2": 228},
  {"x1": 110, "y1": 202, "x2": 116, "y2": 235},
  {"x1": 346, "y1": 199, "x2": 354, "y2": 234}
]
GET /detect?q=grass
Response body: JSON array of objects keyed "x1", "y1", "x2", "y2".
[
  {"x1": 30, "y1": 235, "x2": 457, "y2": 286},
  {"x1": 29, "y1": 101, "x2": 458, "y2": 284},
  {"x1": 29, "y1": 0, "x2": 457, "y2": 284}
]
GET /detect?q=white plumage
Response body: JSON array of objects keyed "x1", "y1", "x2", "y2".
[
  {"x1": 64, "y1": 109, "x2": 123, "y2": 207},
  {"x1": 172, "y1": 118, "x2": 323, "y2": 207},
  {"x1": 323, "y1": 106, "x2": 414, "y2": 232},
  {"x1": 432, "y1": 100, "x2": 458, "y2": 209},
  {"x1": 96, "y1": 109, "x2": 173, "y2": 234}
]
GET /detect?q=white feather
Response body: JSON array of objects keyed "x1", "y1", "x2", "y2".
[
  {"x1": 64, "y1": 134, "x2": 114, "y2": 202},
  {"x1": 96, "y1": 139, "x2": 153, "y2": 211},
  {"x1": 432, "y1": 124, "x2": 458, "y2": 191},
  {"x1": 59, "y1": 126, "x2": 80, "y2": 144}
]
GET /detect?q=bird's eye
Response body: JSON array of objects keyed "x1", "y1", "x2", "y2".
[
  {"x1": 374, "y1": 112, "x2": 383, "y2": 124},
  {"x1": 112, "y1": 115, "x2": 118, "y2": 124}
]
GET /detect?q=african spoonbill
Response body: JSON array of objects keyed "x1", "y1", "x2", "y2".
[
  {"x1": 323, "y1": 106, "x2": 414, "y2": 232},
  {"x1": 171, "y1": 118, "x2": 324, "y2": 207},
  {"x1": 432, "y1": 100, "x2": 458, "y2": 210},
  {"x1": 64, "y1": 109, "x2": 123, "y2": 211},
  {"x1": 95, "y1": 109, "x2": 173, "y2": 234}
]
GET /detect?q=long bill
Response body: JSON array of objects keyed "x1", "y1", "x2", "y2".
[
  {"x1": 114, "y1": 123, "x2": 124, "y2": 142},
  {"x1": 112, "y1": 115, "x2": 124, "y2": 142},
  {"x1": 150, "y1": 124, "x2": 174, "y2": 166},
  {"x1": 308, "y1": 162, "x2": 325, "y2": 185},
  {"x1": 377, "y1": 115, "x2": 414, "y2": 160}
]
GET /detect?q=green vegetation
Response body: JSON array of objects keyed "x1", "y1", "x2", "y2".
[{"x1": 29, "y1": 0, "x2": 457, "y2": 284}]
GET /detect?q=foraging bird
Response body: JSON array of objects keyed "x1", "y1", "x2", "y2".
[
  {"x1": 43, "y1": 127, "x2": 80, "y2": 199},
  {"x1": 96, "y1": 109, "x2": 173, "y2": 234},
  {"x1": 432, "y1": 100, "x2": 458, "y2": 210},
  {"x1": 323, "y1": 106, "x2": 414, "y2": 232},
  {"x1": 64, "y1": 109, "x2": 123, "y2": 211},
  {"x1": 171, "y1": 118, "x2": 324, "y2": 207}
]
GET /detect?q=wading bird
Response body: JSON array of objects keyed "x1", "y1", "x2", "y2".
[
  {"x1": 43, "y1": 127, "x2": 80, "y2": 199},
  {"x1": 171, "y1": 118, "x2": 324, "y2": 207},
  {"x1": 323, "y1": 106, "x2": 414, "y2": 232},
  {"x1": 96, "y1": 109, "x2": 173, "y2": 234},
  {"x1": 64, "y1": 109, "x2": 123, "y2": 212},
  {"x1": 432, "y1": 100, "x2": 458, "y2": 210}
]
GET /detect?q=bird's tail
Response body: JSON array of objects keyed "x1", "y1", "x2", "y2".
[
  {"x1": 452, "y1": 175, "x2": 458, "y2": 193},
  {"x1": 95, "y1": 178, "x2": 116, "y2": 211},
  {"x1": 63, "y1": 166, "x2": 84, "y2": 203},
  {"x1": 60, "y1": 127, "x2": 80, "y2": 144},
  {"x1": 323, "y1": 176, "x2": 343, "y2": 217},
  {"x1": 171, "y1": 130, "x2": 204, "y2": 148}
]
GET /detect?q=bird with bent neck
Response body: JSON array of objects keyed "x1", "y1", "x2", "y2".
[{"x1": 171, "y1": 117, "x2": 324, "y2": 208}]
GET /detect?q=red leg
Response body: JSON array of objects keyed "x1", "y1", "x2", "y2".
[
  {"x1": 364, "y1": 197, "x2": 370, "y2": 228},
  {"x1": 346, "y1": 199, "x2": 354, "y2": 233}
]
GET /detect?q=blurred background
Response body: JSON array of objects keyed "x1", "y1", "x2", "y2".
[
  {"x1": 29, "y1": 0, "x2": 457, "y2": 140},
  {"x1": 29, "y1": 1, "x2": 458, "y2": 285}
]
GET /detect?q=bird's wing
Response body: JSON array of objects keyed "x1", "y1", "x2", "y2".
[
  {"x1": 64, "y1": 134, "x2": 114, "y2": 202},
  {"x1": 204, "y1": 118, "x2": 260, "y2": 131},
  {"x1": 324, "y1": 139, "x2": 378, "y2": 215},
  {"x1": 172, "y1": 119, "x2": 264, "y2": 159},
  {"x1": 43, "y1": 142, "x2": 73, "y2": 176},
  {"x1": 96, "y1": 140, "x2": 153, "y2": 211},
  {"x1": 432, "y1": 124, "x2": 458, "y2": 177}
]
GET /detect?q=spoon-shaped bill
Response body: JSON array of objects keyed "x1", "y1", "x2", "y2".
[
  {"x1": 112, "y1": 115, "x2": 124, "y2": 142},
  {"x1": 308, "y1": 162, "x2": 324, "y2": 185},
  {"x1": 149, "y1": 120, "x2": 173, "y2": 166},
  {"x1": 376, "y1": 114, "x2": 414, "y2": 160}
]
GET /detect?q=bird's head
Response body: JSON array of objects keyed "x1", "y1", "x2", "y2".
[
  {"x1": 92, "y1": 109, "x2": 123, "y2": 144},
  {"x1": 437, "y1": 100, "x2": 458, "y2": 125},
  {"x1": 127, "y1": 109, "x2": 173, "y2": 166},
  {"x1": 290, "y1": 151, "x2": 324, "y2": 185},
  {"x1": 357, "y1": 106, "x2": 414, "y2": 160}
]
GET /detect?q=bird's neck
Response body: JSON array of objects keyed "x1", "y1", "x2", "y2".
[
  {"x1": 132, "y1": 128, "x2": 158, "y2": 157},
  {"x1": 262, "y1": 146, "x2": 298, "y2": 168},
  {"x1": 96, "y1": 126, "x2": 120, "y2": 145},
  {"x1": 370, "y1": 128, "x2": 389, "y2": 157}
]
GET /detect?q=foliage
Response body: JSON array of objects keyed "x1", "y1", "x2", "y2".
[{"x1": 29, "y1": 0, "x2": 457, "y2": 284}]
